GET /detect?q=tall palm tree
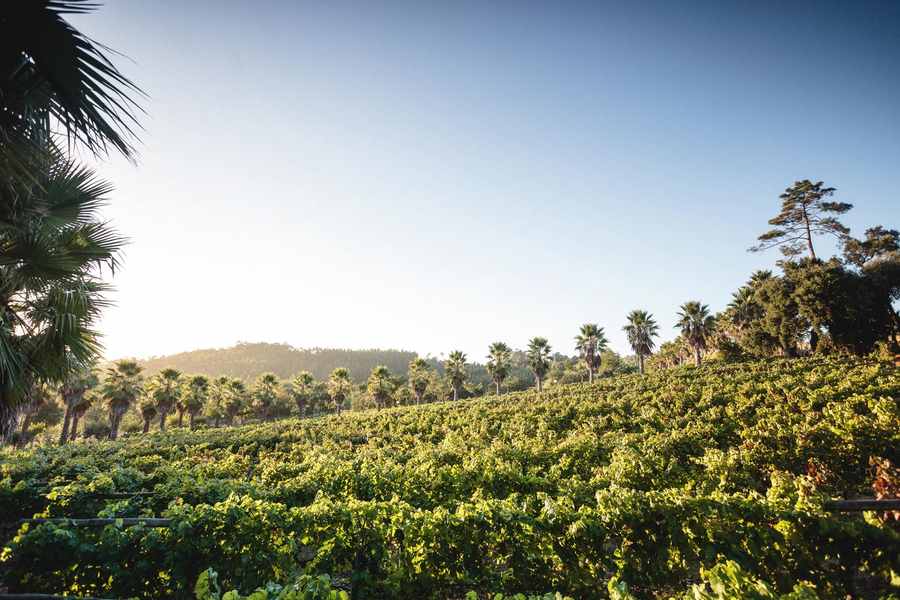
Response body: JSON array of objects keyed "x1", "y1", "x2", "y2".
[
  {"x1": 526, "y1": 337, "x2": 552, "y2": 392},
  {"x1": 675, "y1": 301, "x2": 715, "y2": 366},
  {"x1": 623, "y1": 311, "x2": 659, "y2": 374},
  {"x1": 328, "y1": 368, "x2": 352, "y2": 414},
  {"x1": 408, "y1": 357, "x2": 430, "y2": 404},
  {"x1": 58, "y1": 368, "x2": 98, "y2": 444},
  {"x1": 367, "y1": 366, "x2": 394, "y2": 409},
  {"x1": 0, "y1": 152, "x2": 125, "y2": 443},
  {"x1": 103, "y1": 359, "x2": 143, "y2": 440},
  {"x1": 486, "y1": 342, "x2": 512, "y2": 396},
  {"x1": 444, "y1": 351, "x2": 468, "y2": 401},
  {"x1": 289, "y1": 371, "x2": 315, "y2": 417},
  {"x1": 151, "y1": 368, "x2": 182, "y2": 431},
  {"x1": 575, "y1": 324, "x2": 608, "y2": 384},
  {"x1": 251, "y1": 373, "x2": 279, "y2": 421},
  {"x1": 1, "y1": 1, "x2": 144, "y2": 183},
  {"x1": 184, "y1": 374, "x2": 209, "y2": 429}
]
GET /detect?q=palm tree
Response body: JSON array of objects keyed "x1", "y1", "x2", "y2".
[
  {"x1": 675, "y1": 301, "x2": 716, "y2": 366},
  {"x1": 251, "y1": 373, "x2": 279, "y2": 421},
  {"x1": 575, "y1": 324, "x2": 608, "y2": 384},
  {"x1": 58, "y1": 369, "x2": 98, "y2": 444},
  {"x1": 289, "y1": 371, "x2": 315, "y2": 417},
  {"x1": 0, "y1": 3, "x2": 141, "y2": 442},
  {"x1": 727, "y1": 287, "x2": 757, "y2": 332},
  {"x1": 103, "y1": 360, "x2": 143, "y2": 440},
  {"x1": 138, "y1": 395, "x2": 157, "y2": 434},
  {"x1": 225, "y1": 378, "x2": 247, "y2": 425},
  {"x1": 69, "y1": 388, "x2": 96, "y2": 441},
  {"x1": 184, "y1": 375, "x2": 209, "y2": 429},
  {"x1": 1, "y1": 1, "x2": 144, "y2": 185},
  {"x1": 207, "y1": 376, "x2": 231, "y2": 427},
  {"x1": 444, "y1": 351, "x2": 468, "y2": 401},
  {"x1": 367, "y1": 366, "x2": 395, "y2": 409},
  {"x1": 0, "y1": 152, "x2": 125, "y2": 443},
  {"x1": 408, "y1": 358, "x2": 430, "y2": 404},
  {"x1": 486, "y1": 342, "x2": 512, "y2": 396},
  {"x1": 526, "y1": 338, "x2": 552, "y2": 392},
  {"x1": 623, "y1": 311, "x2": 659, "y2": 374},
  {"x1": 328, "y1": 368, "x2": 352, "y2": 414},
  {"x1": 151, "y1": 368, "x2": 182, "y2": 431}
]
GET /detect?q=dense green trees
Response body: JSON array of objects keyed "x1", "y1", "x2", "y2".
[
  {"x1": 526, "y1": 338, "x2": 552, "y2": 392},
  {"x1": 138, "y1": 343, "x2": 417, "y2": 383},
  {"x1": 575, "y1": 324, "x2": 608, "y2": 383},
  {"x1": 623, "y1": 311, "x2": 658, "y2": 374}
]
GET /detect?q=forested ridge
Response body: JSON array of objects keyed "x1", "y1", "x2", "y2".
[{"x1": 134, "y1": 343, "x2": 418, "y2": 382}]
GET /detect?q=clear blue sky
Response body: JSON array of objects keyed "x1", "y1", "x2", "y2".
[{"x1": 72, "y1": 1, "x2": 900, "y2": 361}]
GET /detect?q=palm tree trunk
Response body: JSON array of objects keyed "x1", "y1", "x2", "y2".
[
  {"x1": 177, "y1": 409, "x2": 184, "y2": 427},
  {"x1": 70, "y1": 412, "x2": 81, "y2": 441},
  {"x1": 452, "y1": 386, "x2": 458, "y2": 402},
  {"x1": 0, "y1": 398, "x2": 20, "y2": 445},
  {"x1": 59, "y1": 400, "x2": 74, "y2": 445},
  {"x1": 638, "y1": 354, "x2": 645, "y2": 375},
  {"x1": 19, "y1": 411, "x2": 33, "y2": 436},
  {"x1": 588, "y1": 368, "x2": 594, "y2": 384},
  {"x1": 109, "y1": 409, "x2": 122, "y2": 440},
  {"x1": 142, "y1": 418, "x2": 150, "y2": 433},
  {"x1": 495, "y1": 381, "x2": 500, "y2": 396},
  {"x1": 536, "y1": 376, "x2": 542, "y2": 392},
  {"x1": 159, "y1": 409, "x2": 167, "y2": 432},
  {"x1": 189, "y1": 412, "x2": 196, "y2": 430},
  {"x1": 694, "y1": 346, "x2": 702, "y2": 367},
  {"x1": 809, "y1": 328, "x2": 819, "y2": 353}
]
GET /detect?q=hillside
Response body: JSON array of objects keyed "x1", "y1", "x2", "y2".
[
  {"x1": 131, "y1": 342, "x2": 418, "y2": 382},
  {"x1": 2, "y1": 357, "x2": 898, "y2": 599}
]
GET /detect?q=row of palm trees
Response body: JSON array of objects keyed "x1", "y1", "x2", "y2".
[
  {"x1": 47, "y1": 303, "x2": 714, "y2": 442},
  {"x1": 459, "y1": 303, "x2": 713, "y2": 398}
]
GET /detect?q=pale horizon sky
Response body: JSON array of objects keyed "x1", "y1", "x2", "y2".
[{"x1": 71, "y1": 1, "x2": 900, "y2": 362}]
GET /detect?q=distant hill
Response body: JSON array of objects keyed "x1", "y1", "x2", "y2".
[{"x1": 132, "y1": 342, "x2": 418, "y2": 382}]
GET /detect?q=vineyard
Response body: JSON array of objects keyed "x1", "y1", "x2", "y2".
[{"x1": 1, "y1": 357, "x2": 898, "y2": 599}]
